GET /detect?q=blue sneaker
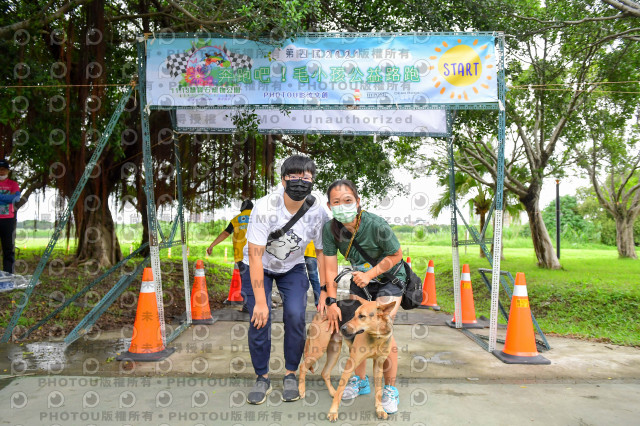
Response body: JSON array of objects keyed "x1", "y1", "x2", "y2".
[
  {"x1": 381, "y1": 385, "x2": 399, "y2": 414},
  {"x1": 341, "y1": 375, "x2": 370, "y2": 400}
]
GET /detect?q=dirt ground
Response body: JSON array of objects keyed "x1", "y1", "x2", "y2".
[{"x1": 0, "y1": 254, "x2": 233, "y2": 341}]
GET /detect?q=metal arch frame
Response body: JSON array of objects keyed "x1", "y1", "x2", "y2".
[
  {"x1": 2, "y1": 32, "x2": 541, "y2": 356},
  {"x1": 140, "y1": 31, "x2": 516, "y2": 353},
  {"x1": 147, "y1": 30, "x2": 509, "y2": 39}
]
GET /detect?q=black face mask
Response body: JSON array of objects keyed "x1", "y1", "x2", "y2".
[{"x1": 285, "y1": 180, "x2": 313, "y2": 201}]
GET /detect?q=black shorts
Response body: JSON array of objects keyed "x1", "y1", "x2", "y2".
[{"x1": 350, "y1": 279, "x2": 404, "y2": 300}]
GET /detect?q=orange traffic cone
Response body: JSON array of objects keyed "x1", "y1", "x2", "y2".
[
  {"x1": 493, "y1": 273, "x2": 550, "y2": 364},
  {"x1": 418, "y1": 259, "x2": 440, "y2": 310},
  {"x1": 116, "y1": 267, "x2": 175, "y2": 362},
  {"x1": 223, "y1": 267, "x2": 243, "y2": 305},
  {"x1": 190, "y1": 260, "x2": 215, "y2": 324},
  {"x1": 446, "y1": 264, "x2": 485, "y2": 329}
]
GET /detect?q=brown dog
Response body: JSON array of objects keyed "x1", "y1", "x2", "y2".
[{"x1": 298, "y1": 300, "x2": 396, "y2": 421}]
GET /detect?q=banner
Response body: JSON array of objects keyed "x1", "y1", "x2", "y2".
[
  {"x1": 145, "y1": 33, "x2": 498, "y2": 108},
  {"x1": 174, "y1": 108, "x2": 448, "y2": 136}
]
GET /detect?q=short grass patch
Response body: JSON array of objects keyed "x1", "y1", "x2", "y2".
[
  {"x1": 3, "y1": 241, "x2": 639, "y2": 346},
  {"x1": 401, "y1": 245, "x2": 640, "y2": 347}
]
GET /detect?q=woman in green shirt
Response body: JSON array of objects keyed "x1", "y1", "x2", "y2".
[{"x1": 320, "y1": 179, "x2": 403, "y2": 415}]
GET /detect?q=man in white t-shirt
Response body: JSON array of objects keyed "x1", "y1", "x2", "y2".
[{"x1": 240, "y1": 155, "x2": 330, "y2": 405}]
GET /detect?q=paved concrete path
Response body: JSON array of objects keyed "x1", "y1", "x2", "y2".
[
  {"x1": 1, "y1": 375, "x2": 639, "y2": 425},
  {"x1": 1, "y1": 307, "x2": 640, "y2": 425},
  {"x1": 5, "y1": 310, "x2": 635, "y2": 381}
]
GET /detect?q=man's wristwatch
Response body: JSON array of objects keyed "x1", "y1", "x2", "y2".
[{"x1": 325, "y1": 297, "x2": 337, "y2": 306}]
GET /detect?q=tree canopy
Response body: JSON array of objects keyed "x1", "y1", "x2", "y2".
[{"x1": 1, "y1": 0, "x2": 639, "y2": 267}]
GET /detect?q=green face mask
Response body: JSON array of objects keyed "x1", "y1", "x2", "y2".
[{"x1": 331, "y1": 203, "x2": 358, "y2": 223}]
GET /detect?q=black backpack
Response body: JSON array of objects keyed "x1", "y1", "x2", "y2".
[{"x1": 400, "y1": 260, "x2": 424, "y2": 310}]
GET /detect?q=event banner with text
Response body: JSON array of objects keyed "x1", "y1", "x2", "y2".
[
  {"x1": 175, "y1": 108, "x2": 448, "y2": 136},
  {"x1": 145, "y1": 34, "x2": 498, "y2": 108}
]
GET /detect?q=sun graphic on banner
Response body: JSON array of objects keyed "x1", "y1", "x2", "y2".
[{"x1": 429, "y1": 39, "x2": 495, "y2": 101}]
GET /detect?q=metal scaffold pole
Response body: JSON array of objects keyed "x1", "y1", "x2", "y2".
[
  {"x1": 448, "y1": 136, "x2": 462, "y2": 329},
  {"x1": 165, "y1": 132, "x2": 192, "y2": 344},
  {"x1": 488, "y1": 32, "x2": 507, "y2": 352},
  {"x1": 137, "y1": 37, "x2": 167, "y2": 346}
]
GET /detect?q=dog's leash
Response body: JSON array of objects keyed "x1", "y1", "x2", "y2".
[
  {"x1": 362, "y1": 286, "x2": 371, "y2": 301},
  {"x1": 335, "y1": 268, "x2": 372, "y2": 301}
]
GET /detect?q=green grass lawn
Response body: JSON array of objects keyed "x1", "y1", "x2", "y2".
[
  {"x1": 193, "y1": 240, "x2": 640, "y2": 347},
  {"x1": 169, "y1": 241, "x2": 640, "y2": 346},
  {"x1": 11, "y1": 237, "x2": 640, "y2": 346},
  {"x1": 402, "y1": 244, "x2": 640, "y2": 347}
]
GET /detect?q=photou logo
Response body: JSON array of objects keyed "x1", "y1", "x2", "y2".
[
  {"x1": 82, "y1": 391, "x2": 100, "y2": 408},
  {"x1": 119, "y1": 390, "x2": 136, "y2": 408},
  {"x1": 191, "y1": 357, "x2": 209, "y2": 374},
  {"x1": 10, "y1": 392, "x2": 27, "y2": 409},
  {"x1": 47, "y1": 390, "x2": 64, "y2": 408},
  {"x1": 156, "y1": 390, "x2": 173, "y2": 408},
  {"x1": 410, "y1": 388, "x2": 429, "y2": 407},
  {"x1": 229, "y1": 390, "x2": 246, "y2": 408},
  {"x1": 191, "y1": 390, "x2": 208, "y2": 408}
]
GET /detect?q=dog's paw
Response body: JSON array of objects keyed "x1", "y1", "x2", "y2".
[
  {"x1": 327, "y1": 412, "x2": 338, "y2": 422},
  {"x1": 376, "y1": 409, "x2": 388, "y2": 420}
]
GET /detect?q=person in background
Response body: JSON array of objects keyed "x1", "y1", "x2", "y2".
[
  {"x1": 0, "y1": 159, "x2": 20, "y2": 274},
  {"x1": 207, "y1": 199, "x2": 253, "y2": 312},
  {"x1": 206, "y1": 199, "x2": 253, "y2": 267},
  {"x1": 304, "y1": 241, "x2": 321, "y2": 307}
]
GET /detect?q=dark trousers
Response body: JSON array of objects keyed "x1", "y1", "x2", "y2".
[
  {"x1": 305, "y1": 256, "x2": 321, "y2": 306},
  {"x1": 240, "y1": 262, "x2": 309, "y2": 376},
  {"x1": 0, "y1": 218, "x2": 16, "y2": 274}
]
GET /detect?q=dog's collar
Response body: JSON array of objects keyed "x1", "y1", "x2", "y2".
[{"x1": 365, "y1": 327, "x2": 393, "y2": 340}]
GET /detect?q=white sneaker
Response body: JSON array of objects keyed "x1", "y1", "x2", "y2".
[{"x1": 381, "y1": 385, "x2": 399, "y2": 414}]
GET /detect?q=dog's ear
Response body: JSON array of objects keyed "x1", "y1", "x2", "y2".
[{"x1": 377, "y1": 301, "x2": 396, "y2": 316}]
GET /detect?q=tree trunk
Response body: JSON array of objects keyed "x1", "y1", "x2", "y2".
[
  {"x1": 139, "y1": 203, "x2": 150, "y2": 256},
  {"x1": 522, "y1": 195, "x2": 561, "y2": 269},
  {"x1": 615, "y1": 216, "x2": 637, "y2": 259},
  {"x1": 136, "y1": 170, "x2": 150, "y2": 257},
  {"x1": 75, "y1": 199, "x2": 123, "y2": 268}
]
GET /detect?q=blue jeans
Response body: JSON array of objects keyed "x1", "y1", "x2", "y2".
[
  {"x1": 240, "y1": 262, "x2": 309, "y2": 376},
  {"x1": 305, "y1": 256, "x2": 321, "y2": 306}
]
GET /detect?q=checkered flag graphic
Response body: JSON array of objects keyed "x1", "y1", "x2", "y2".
[
  {"x1": 165, "y1": 47, "x2": 196, "y2": 78},
  {"x1": 222, "y1": 45, "x2": 253, "y2": 69}
]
